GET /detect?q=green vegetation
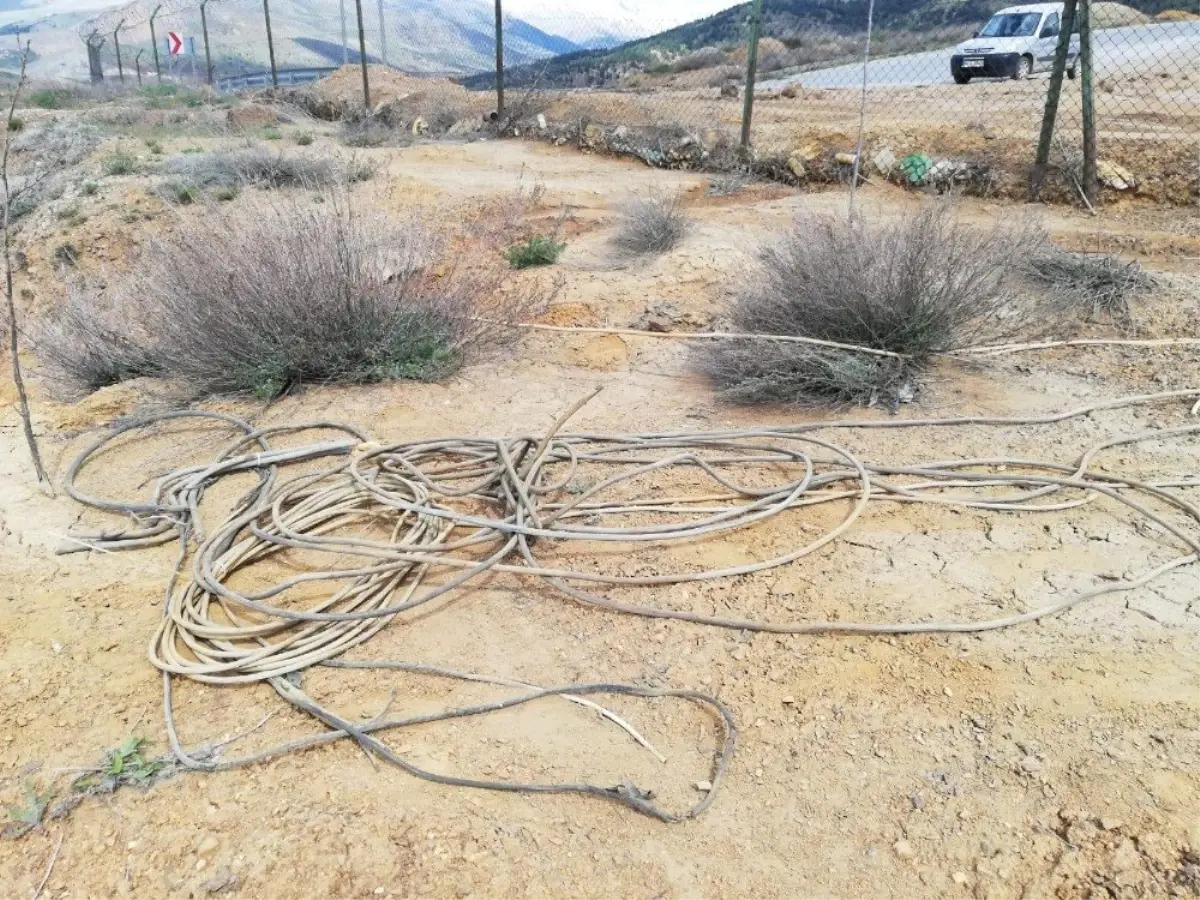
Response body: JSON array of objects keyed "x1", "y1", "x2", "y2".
[
  {"x1": 263, "y1": 126, "x2": 283, "y2": 141},
  {"x1": 295, "y1": 132, "x2": 314, "y2": 146},
  {"x1": 7, "y1": 115, "x2": 23, "y2": 132},
  {"x1": 505, "y1": 235, "x2": 566, "y2": 268},
  {"x1": 72, "y1": 737, "x2": 168, "y2": 794},
  {"x1": 101, "y1": 149, "x2": 137, "y2": 176}
]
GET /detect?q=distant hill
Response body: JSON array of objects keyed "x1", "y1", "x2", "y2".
[{"x1": 473, "y1": 0, "x2": 1198, "y2": 89}]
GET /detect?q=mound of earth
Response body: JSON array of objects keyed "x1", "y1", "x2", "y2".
[{"x1": 314, "y1": 65, "x2": 472, "y2": 109}]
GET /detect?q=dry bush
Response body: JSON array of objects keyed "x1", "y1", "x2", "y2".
[
  {"x1": 674, "y1": 46, "x2": 726, "y2": 72},
  {"x1": 34, "y1": 289, "x2": 161, "y2": 392},
  {"x1": 611, "y1": 192, "x2": 692, "y2": 258},
  {"x1": 160, "y1": 146, "x2": 337, "y2": 189},
  {"x1": 38, "y1": 193, "x2": 548, "y2": 398},
  {"x1": 700, "y1": 203, "x2": 1047, "y2": 405},
  {"x1": 1024, "y1": 249, "x2": 1157, "y2": 328}
]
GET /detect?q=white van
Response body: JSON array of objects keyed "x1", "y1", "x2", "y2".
[{"x1": 950, "y1": 2, "x2": 1080, "y2": 83}]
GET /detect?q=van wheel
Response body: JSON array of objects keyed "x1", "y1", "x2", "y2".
[
  {"x1": 953, "y1": 72, "x2": 971, "y2": 84},
  {"x1": 1012, "y1": 55, "x2": 1033, "y2": 79}
]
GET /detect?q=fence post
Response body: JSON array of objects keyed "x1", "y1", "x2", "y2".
[
  {"x1": 149, "y1": 5, "x2": 162, "y2": 83},
  {"x1": 339, "y1": 0, "x2": 348, "y2": 65},
  {"x1": 136, "y1": 49, "x2": 144, "y2": 85},
  {"x1": 262, "y1": 0, "x2": 279, "y2": 87},
  {"x1": 1029, "y1": 0, "x2": 1078, "y2": 201},
  {"x1": 1078, "y1": 0, "x2": 1097, "y2": 205},
  {"x1": 86, "y1": 32, "x2": 105, "y2": 83},
  {"x1": 494, "y1": 0, "x2": 504, "y2": 117},
  {"x1": 354, "y1": 0, "x2": 371, "y2": 109},
  {"x1": 739, "y1": 0, "x2": 764, "y2": 149},
  {"x1": 200, "y1": 0, "x2": 214, "y2": 85},
  {"x1": 377, "y1": 0, "x2": 388, "y2": 67},
  {"x1": 113, "y1": 21, "x2": 124, "y2": 82}
]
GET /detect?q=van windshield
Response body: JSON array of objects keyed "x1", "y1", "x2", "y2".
[{"x1": 978, "y1": 12, "x2": 1042, "y2": 37}]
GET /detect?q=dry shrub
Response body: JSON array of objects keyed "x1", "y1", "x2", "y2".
[
  {"x1": 700, "y1": 203, "x2": 1047, "y2": 405},
  {"x1": 39, "y1": 193, "x2": 548, "y2": 398},
  {"x1": 35, "y1": 290, "x2": 161, "y2": 392},
  {"x1": 160, "y1": 146, "x2": 337, "y2": 189},
  {"x1": 674, "y1": 47, "x2": 726, "y2": 72},
  {"x1": 611, "y1": 192, "x2": 692, "y2": 258},
  {"x1": 1024, "y1": 249, "x2": 1157, "y2": 328}
]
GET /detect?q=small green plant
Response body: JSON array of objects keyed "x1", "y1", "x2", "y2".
[
  {"x1": 56, "y1": 202, "x2": 81, "y2": 220},
  {"x1": 72, "y1": 737, "x2": 170, "y2": 795},
  {"x1": 182, "y1": 145, "x2": 204, "y2": 154},
  {"x1": 53, "y1": 243, "x2": 79, "y2": 266},
  {"x1": 7, "y1": 115, "x2": 23, "y2": 132},
  {"x1": 344, "y1": 158, "x2": 377, "y2": 183},
  {"x1": 263, "y1": 127, "x2": 282, "y2": 141},
  {"x1": 101, "y1": 149, "x2": 137, "y2": 176},
  {"x1": 214, "y1": 184, "x2": 238, "y2": 202},
  {"x1": 145, "y1": 138, "x2": 164, "y2": 155},
  {"x1": 505, "y1": 235, "x2": 566, "y2": 269},
  {"x1": 29, "y1": 88, "x2": 70, "y2": 109},
  {"x1": 3, "y1": 784, "x2": 53, "y2": 838},
  {"x1": 295, "y1": 132, "x2": 314, "y2": 146},
  {"x1": 163, "y1": 180, "x2": 199, "y2": 205},
  {"x1": 81, "y1": 179, "x2": 99, "y2": 196}
]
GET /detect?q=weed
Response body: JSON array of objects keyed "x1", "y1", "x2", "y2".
[
  {"x1": 52, "y1": 243, "x2": 78, "y2": 267},
  {"x1": 505, "y1": 235, "x2": 565, "y2": 268},
  {"x1": 214, "y1": 184, "x2": 238, "y2": 202},
  {"x1": 161, "y1": 179, "x2": 199, "y2": 205},
  {"x1": 263, "y1": 126, "x2": 283, "y2": 141},
  {"x1": 55, "y1": 202, "x2": 81, "y2": 220},
  {"x1": 35, "y1": 288, "x2": 160, "y2": 391},
  {"x1": 101, "y1": 149, "x2": 137, "y2": 176},
  {"x1": 699, "y1": 203, "x2": 1046, "y2": 405},
  {"x1": 340, "y1": 119, "x2": 393, "y2": 148},
  {"x1": 28, "y1": 87, "x2": 71, "y2": 109},
  {"x1": 72, "y1": 737, "x2": 170, "y2": 795},
  {"x1": 161, "y1": 146, "x2": 337, "y2": 189},
  {"x1": 611, "y1": 192, "x2": 692, "y2": 258},
  {"x1": 80, "y1": 180, "x2": 99, "y2": 196},
  {"x1": 2, "y1": 784, "x2": 52, "y2": 838},
  {"x1": 1024, "y1": 249, "x2": 1157, "y2": 328},
  {"x1": 145, "y1": 138, "x2": 163, "y2": 155},
  {"x1": 7, "y1": 115, "x2": 23, "y2": 132},
  {"x1": 295, "y1": 132, "x2": 314, "y2": 146}
]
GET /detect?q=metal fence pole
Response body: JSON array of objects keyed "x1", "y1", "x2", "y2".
[
  {"x1": 149, "y1": 5, "x2": 162, "y2": 83},
  {"x1": 339, "y1": 0, "x2": 348, "y2": 65},
  {"x1": 200, "y1": 0, "x2": 214, "y2": 85},
  {"x1": 113, "y1": 21, "x2": 124, "y2": 82},
  {"x1": 354, "y1": 0, "x2": 371, "y2": 109},
  {"x1": 739, "y1": 0, "x2": 764, "y2": 149},
  {"x1": 136, "y1": 49, "x2": 144, "y2": 85},
  {"x1": 848, "y1": 0, "x2": 876, "y2": 213},
  {"x1": 377, "y1": 0, "x2": 388, "y2": 67},
  {"x1": 1029, "y1": 0, "x2": 1078, "y2": 201},
  {"x1": 262, "y1": 0, "x2": 279, "y2": 88},
  {"x1": 1078, "y1": 0, "x2": 1097, "y2": 205},
  {"x1": 494, "y1": 0, "x2": 504, "y2": 117}
]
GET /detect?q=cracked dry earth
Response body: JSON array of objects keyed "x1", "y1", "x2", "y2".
[{"x1": 2, "y1": 139, "x2": 1200, "y2": 899}]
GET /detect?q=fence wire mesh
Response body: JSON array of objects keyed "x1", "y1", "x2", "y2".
[{"x1": 70, "y1": 0, "x2": 1200, "y2": 203}]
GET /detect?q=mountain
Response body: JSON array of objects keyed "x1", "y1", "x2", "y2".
[
  {"x1": 17, "y1": 0, "x2": 589, "y2": 80},
  {"x1": 478, "y1": 0, "x2": 1198, "y2": 88}
]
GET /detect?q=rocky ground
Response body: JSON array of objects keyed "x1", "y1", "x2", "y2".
[{"x1": 1, "y1": 92, "x2": 1198, "y2": 899}]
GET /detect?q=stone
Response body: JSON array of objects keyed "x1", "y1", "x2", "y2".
[
  {"x1": 871, "y1": 147, "x2": 896, "y2": 176},
  {"x1": 583, "y1": 122, "x2": 605, "y2": 146},
  {"x1": 786, "y1": 151, "x2": 807, "y2": 180},
  {"x1": 1100, "y1": 816, "x2": 1124, "y2": 831},
  {"x1": 952, "y1": 872, "x2": 969, "y2": 886},
  {"x1": 196, "y1": 834, "x2": 219, "y2": 856},
  {"x1": 411, "y1": 116, "x2": 429, "y2": 136},
  {"x1": 225, "y1": 104, "x2": 277, "y2": 129},
  {"x1": 446, "y1": 117, "x2": 480, "y2": 137},
  {"x1": 536, "y1": 113, "x2": 547, "y2": 130},
  {"x1": 780, "y1": 83, "x2": 798, "y2": 98},
  {"x1": 835, "y1": 151, "x2": 858, "y2": 165},
  {"x1": 719, "y1": 83, "x2": 739, "y2": 99},
  {"x1": 694, "y1": 780, "x2": 713, "y2": 792},
  {"x1": 1097, "y1": 160, "x2": 1135, "y2": 190},
  {"x1": 1019, "y1": 755, "x2": 1042, "y2": 774},
  {"x1": 893, "y1": 839, "x2": 915, "y2": 859}
]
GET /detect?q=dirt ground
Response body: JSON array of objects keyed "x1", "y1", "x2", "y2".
[{"x1": 2, "y1": 138, "x2": 1199, "y2": 900}]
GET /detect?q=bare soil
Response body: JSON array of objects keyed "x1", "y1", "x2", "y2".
[{"x1": 2, "y1": 139, "x2": 1199, "y2": 900}]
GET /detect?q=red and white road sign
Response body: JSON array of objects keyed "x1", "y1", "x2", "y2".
[{"x1": 167, "y1": 31, "x2": 183, "y2": 55}]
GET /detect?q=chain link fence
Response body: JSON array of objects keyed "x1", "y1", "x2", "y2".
[{"x1": 73, "y1": 0, "x2": 1199, "y2": 203}]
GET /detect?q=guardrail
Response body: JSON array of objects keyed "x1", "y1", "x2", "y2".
[{"x1": 214, "y1": 66, "x2": 340, "y2": 93}]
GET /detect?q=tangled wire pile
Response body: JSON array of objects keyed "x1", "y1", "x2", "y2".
[{"x1": 61, "y1": 389, "x2": 1200, "y2": 821}]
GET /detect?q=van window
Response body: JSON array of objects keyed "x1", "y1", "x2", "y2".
[
  {"x1": 978, "y1": 12, "x2": 1042, "y2": 37},
  {"x1": 1041, "y1": 13, "x2": 1060, "y2": 36}
]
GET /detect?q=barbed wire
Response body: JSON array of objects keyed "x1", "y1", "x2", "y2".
[{"x1": 77, "y1": 0, "x2": 221, "y2": 40}]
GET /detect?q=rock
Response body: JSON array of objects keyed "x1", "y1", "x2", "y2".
[
  {"x1": 699, "y1": 128, "x2": 725, "y2": 152},
  {"x1": 782, "y1": 696, "x2": 796, "y2": 705},
  {"x1": 569, "y1": 334, "x2": 626, "y2": 370},
  {"x1": 719, "y1": 83, "x2": 739, "y2": 99},
  {"x1": 871, "y1": 147, "x2": 896, "y2": 176},
  {"x1": 1097, "y1": 161, "x2": 1135, "y2": 190},
  {"x1": 536, "y1": 113, "x2": 547, "y2": 130},
  {"x1": 786, "y1": 151, "x2": 807, "y2": 180},
  {"x1": 694, "y1": 780, "x2": 713, "y2": 792},
  {"x1": 835, "y1": 151, "x2": 858, "y2": 165},
  {"x1": 1019, "y1": 755, "x2": 1042, "y2": 774},
  {"x1": 928, "y1": 158, "x2": 969, "y2": 183},
  {"x1": 893, "y1": 840, "x2": 915, "y2": 859},
  {"x1": 196, "y1": 834, "x2": 219, "y2": 856},
  {"x1": 226, "y1": 104, "x2": 277, "y2": 129},
  {"x1": 446, "y1": 117, "x2": 480, "y2": 137},
  {"x1": 583, "y1": 122, "x2": 605, "y2": 146},
  {"x1": 411, "y1": 116, "x2": 429, "y2": 136},
  {"x1": 952, "y1": 872, "x2": 969, "y2": 886},
  {"x1": 1099, "y1": 816, "x2": 1123, "y2": 831},
  {"x1": 781, "y1": 83, "x2": 798, "y2": 98}
]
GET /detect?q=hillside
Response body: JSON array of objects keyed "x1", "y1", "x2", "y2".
[{"x1": 473, "y1": 0, "x2": 1197, "y2": 89}]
